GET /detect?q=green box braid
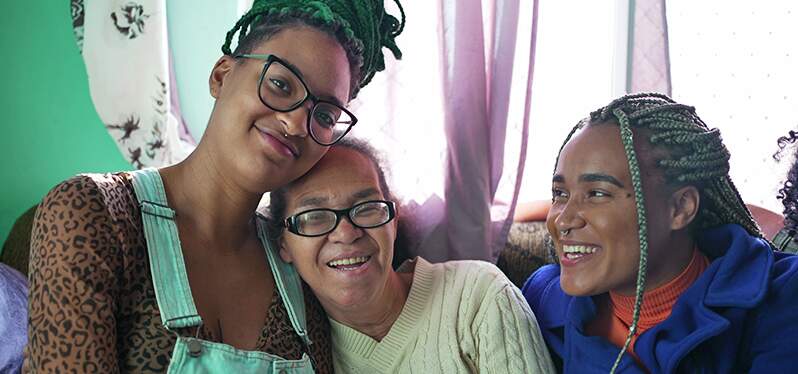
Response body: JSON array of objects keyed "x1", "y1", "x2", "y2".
[
  {"x1": 552, "y1": 92, "x2": 765, "y2": 373},
  {"x1": 222, "y1": 0, "x2": 405, "y2": 98}
]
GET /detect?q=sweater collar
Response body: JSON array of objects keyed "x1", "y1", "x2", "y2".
[
  {"x1": 329, "y1": 256, "x2": 435, "y2": 371},
  {"x1": 608, "y1": 248, "x2": 709, "y2": 330}
]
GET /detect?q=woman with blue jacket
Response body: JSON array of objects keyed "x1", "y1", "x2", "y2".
[{"x1": 523, "y1": 93, "x2": 798, "y2": 373}]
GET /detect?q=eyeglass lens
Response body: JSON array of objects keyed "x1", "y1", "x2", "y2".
[
  {"x1": 260, "y1": 61, "x2": 354, "y2": 145},
  {"x1": 294, "y1": 201, "x2": 392, "y2": 236}
]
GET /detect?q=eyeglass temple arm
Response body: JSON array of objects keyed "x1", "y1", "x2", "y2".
[{"x1": 234, "y1": 53, "x2": 271, "y2": 60}]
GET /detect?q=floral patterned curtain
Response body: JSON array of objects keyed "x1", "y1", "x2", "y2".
[{"x1": 71, "y1": 0, "x2": 195, "y2": 169}]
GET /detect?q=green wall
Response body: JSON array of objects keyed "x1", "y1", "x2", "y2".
[
  {"x1": 0, "y1": 3, "x2": 131, "y2": 249},
  {"x1": 168, "y1": 0, "x2": 241, "y2": 140}
]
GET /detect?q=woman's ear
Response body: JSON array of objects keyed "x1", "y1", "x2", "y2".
[
  {"x1": 209, "y1": 55, "x2": 236, "y2": 99},
  {"x1": 670, "y1": 185, "x2": 700, "y2": 230},
  {"x1": 278, "y1": 237, "x2": 294, "y2": 264}
]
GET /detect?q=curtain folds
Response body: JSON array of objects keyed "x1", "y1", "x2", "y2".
[
  {"x1": 321, "y1": 0, "x2": 539, "y2": 262},
  {"x1": 627, "y1": 0, "x2": 672, "y2": 95},
  {"x1": 428, "y1": 0, "x2": 539, "y2": 262}
]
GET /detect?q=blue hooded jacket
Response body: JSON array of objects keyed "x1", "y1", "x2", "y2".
[{"x1": 522, "y1": 224, "x2": 798, "y2": 373}]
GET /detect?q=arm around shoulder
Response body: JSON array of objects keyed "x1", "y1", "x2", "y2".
[{"x1": 28, "y1": 176, "x2": 123, "y2": 373}]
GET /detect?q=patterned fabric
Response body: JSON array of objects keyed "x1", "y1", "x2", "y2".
[
  {"x1": 772, "y1": 227, "x2": 798, "y2": 254},
  {"x1": 71, "y1": 0, "x2": 195, "y2": 169},
  {"x1": 70, "y1": 0, "x2": 85, "y2": 52},
  {"x1": 28, "y1": 173, "x2": 333, "y2": 373},
  {"x1": 0, "y1": 263, "x2": 27, "y2": 373},
  {"x1": 496, "y1": 221, "x2": 552, "y2": 288}
]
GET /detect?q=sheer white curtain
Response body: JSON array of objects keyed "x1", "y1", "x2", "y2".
[
  {"x1": 350, "y1": 0, "x2": 539, "y2": 262},
  {"x1": 668, "y1": 1, "x2": 798, "y2": 212}
]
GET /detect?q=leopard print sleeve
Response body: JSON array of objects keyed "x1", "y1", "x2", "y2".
[{"x1": 28, "y1": 175, "x2": 126, "y2": 373}]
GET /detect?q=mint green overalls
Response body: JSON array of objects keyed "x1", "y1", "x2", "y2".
[{"x1": 130, "y1": 169, "x2": 316, "y2": 373}]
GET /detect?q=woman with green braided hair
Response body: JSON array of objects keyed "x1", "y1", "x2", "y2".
[
  {"x1": 522, "y1": 93, "x2": 798, "y2": 373},
  {"x1": 28, "y1": 0, "x2": 403, "y2": 372}
]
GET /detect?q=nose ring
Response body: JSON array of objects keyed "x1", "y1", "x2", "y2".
[{"x1": 560, "y1": 228, "x2": 571, "y2": 236}]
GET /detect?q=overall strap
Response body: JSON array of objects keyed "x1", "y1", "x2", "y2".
[
  {"x1": 130, "y1": 169, "x2": 203, "y2": 330},
  {"x1": 256, "y1": 216, "x2": 311, "y2": 346}
]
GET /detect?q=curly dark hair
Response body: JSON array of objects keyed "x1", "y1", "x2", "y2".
[{"x1": 774, "y1": 130, "x2": 798, "y2": 238}]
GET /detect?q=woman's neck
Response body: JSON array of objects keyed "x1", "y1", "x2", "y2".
[
  {"x1": 327, "y1": 271, "x2": 412, "y2": 341},
  {"x1": 159, "y1": 147, "x2": 262, "y2": 248}
]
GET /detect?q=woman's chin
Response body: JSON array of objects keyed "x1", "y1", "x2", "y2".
[
  {"x1": 323, "y1": 288, "x2": 377, "y2": 313},
  {"x1": 560, "y1": 277, "x2": 600, "y2": 297}
]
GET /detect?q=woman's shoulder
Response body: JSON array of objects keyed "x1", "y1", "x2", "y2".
[
  {"x1": 33, "y1": 171, "x2": 140, "y2": 260},
  {"x1": 46, "y1": 171, "x2": 134, "y2": 196},
  {"x1": 40, "y1": 172, "x2": 137, "y2": 216},
  {"x1": 435, "y1": 258, "x2": 510, "y2": 286},
  {"x1": 763, "y1": 251, "x2": 798, "y2": 306},
  {"x1": 772, "y1": 251, "x2": 798, "y2": 280},
  {"x1": 521, "y1": 264, "x2": 567, "y2": 313}
]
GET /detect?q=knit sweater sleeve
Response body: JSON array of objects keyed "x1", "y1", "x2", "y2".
[{"x1": 474, "y1": 275, "x2": 556, "y2": 373}]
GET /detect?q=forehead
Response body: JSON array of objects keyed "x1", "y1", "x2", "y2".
[
  {"x1": 288, "y1": 148, "x2": 382, "y2": 203},
  {"x1": 556, "y1": 124, "x2": 632, "y2": 181},
  {"x1": 250, "y1": 26, "x2": 351, "y2": 103}
]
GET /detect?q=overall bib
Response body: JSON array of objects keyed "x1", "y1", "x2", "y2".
[{"x1": 130, "y1": 169, "x2": 316, "y2": 373}]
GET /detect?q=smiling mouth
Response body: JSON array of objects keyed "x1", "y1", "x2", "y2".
[
  {"x1": 254, "y1": 126, "x2": 299, "y2": 158},
  {"x1": 562, "y1": 245, "x2": 598, "y2": 261},
  {"x1": 327, "y1": 255, "x2": 371, "y2": 271}
]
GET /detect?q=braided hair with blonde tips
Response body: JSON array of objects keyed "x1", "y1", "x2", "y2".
[
  {"x1": 222, "y1": 0, "x2": 405, "y2": 98},
  {"x1": 552, "y1": 92, "x2": 764, "y2": 373}
]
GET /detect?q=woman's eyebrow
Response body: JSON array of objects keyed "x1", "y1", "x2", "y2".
[
  {"x1": 298, "y1": 196, "x2": 328, "y2": 208},
  {"x1": 579, "y1": 173, "x2": 625, "y2": 188},
  {"x1": 352, "y1": 188, "x2": 381, "y2": 200},
  {"x1": 318, "y1": 94, "x2": 346, "y2": 108},
  {"x1": 282, "y1": 59, "x2": 346, "y2": 106}
]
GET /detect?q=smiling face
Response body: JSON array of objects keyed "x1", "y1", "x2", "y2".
[
  {"x1": 548, "y1": 123, "x2": 697, "y2": 296},
  {"x1": 205, "y1": 26, "x2": 352, "y2": 193},
  {"x1": 279, "y1": 147, "x2": 398, "y2": 312}
]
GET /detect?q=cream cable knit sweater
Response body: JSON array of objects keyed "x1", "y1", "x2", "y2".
[{"x1": 329, "y1": 257, "x2": 555, "y2": 373}]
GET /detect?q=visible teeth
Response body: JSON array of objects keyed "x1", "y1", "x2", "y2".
[
  {"x1": 327, "y1": 256, "x2": 370, "y2": 267},
  {"x1": 563, "y1": 245, "x2": 597, "y2": 254}
]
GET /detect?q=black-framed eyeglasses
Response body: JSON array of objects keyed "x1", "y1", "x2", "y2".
[
  {"x1": 284, "y1": 200, "x2": 396, "y2": 237},
  {"x1": 235, "y1": 53, "x2": 357, "y2": 146}
]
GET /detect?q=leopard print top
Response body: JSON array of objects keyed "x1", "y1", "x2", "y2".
[{"x1": 28, "y1": 173, "x2": 333, "y2": 373}]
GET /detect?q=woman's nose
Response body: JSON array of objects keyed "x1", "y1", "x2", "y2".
[
  {"x1": 553, "y1": 201, "x2": 585, "y2": 237},
  {"x1": 276, "y1": 103, "x2": 311, "y2": 138},
  {"x1": 328, "y1": 216, "x2": 363, "y2": 244}
]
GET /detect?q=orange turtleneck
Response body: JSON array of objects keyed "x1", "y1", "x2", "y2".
[{"x1": 585, "y1": 248, "x2": 710, "y2": 363}]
